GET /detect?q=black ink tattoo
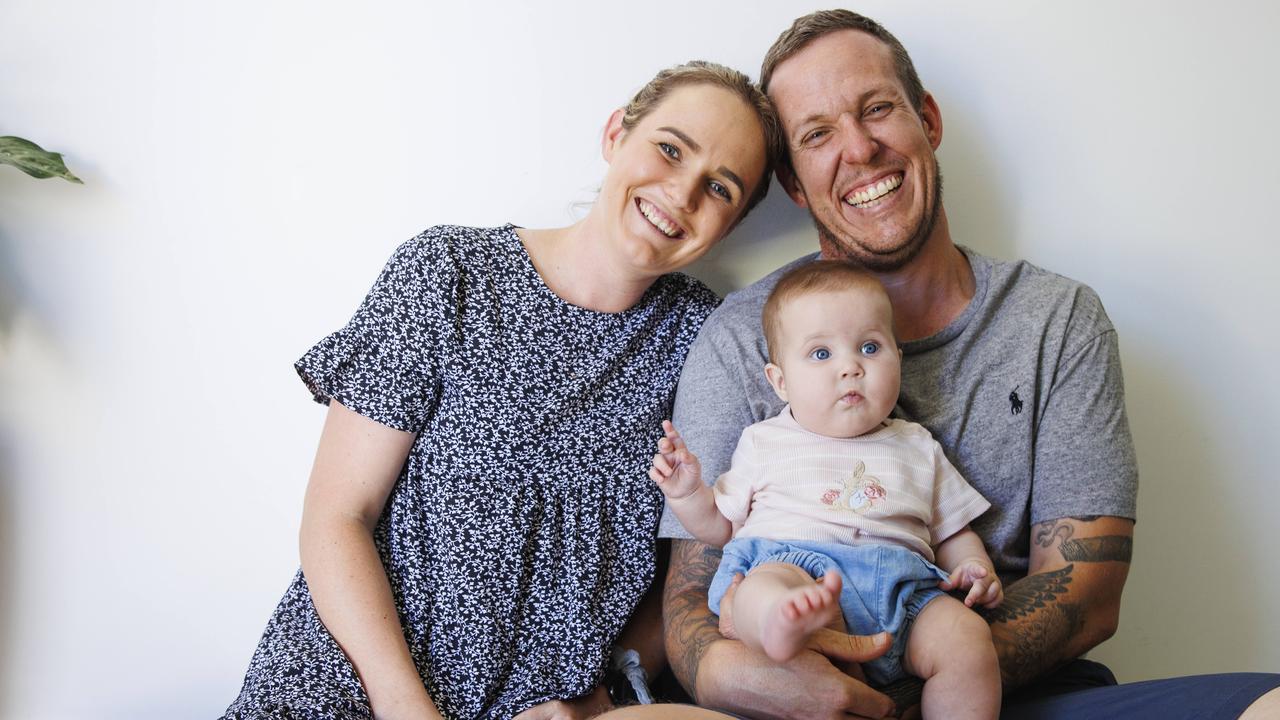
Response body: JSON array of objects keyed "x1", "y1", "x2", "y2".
[
  {"x1": 1033, "y1": 519, "x2": 1132, "y2": 563},
  {"x1": 1061, "y1": 536, "x2": 1133, "y2": 563},
  {"x1": 998, "y1": 601, "x2": 1085, "y2": 689},
  {"x1": 1034, "y1": 519, "x2": 1074, "y2": 548},
  {"x1": 663, "y1": 539, "x2": 725, "y2": 698},
  {"x1": 985, "y1": 565, "x2": 1074, "y2": 624}
]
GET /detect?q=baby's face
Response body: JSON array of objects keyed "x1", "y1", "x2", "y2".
[{"x1": 765, "y1": 287, "x2": 901, "y2": 438}]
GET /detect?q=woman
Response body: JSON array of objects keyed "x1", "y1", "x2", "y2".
[{"x1": 222, "y1": 61, "x2": 782, "y2": 720}]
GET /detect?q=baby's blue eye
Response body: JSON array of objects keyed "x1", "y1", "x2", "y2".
[
  {"x1": 809, "y1": 347, "x2": 831, "y2": 361},
  {"x1": 861, "y1": 341, "x2": 880, "y2": 356}
]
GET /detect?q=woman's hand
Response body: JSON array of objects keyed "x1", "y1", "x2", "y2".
[{"x1": 513, "y1": 685, "x2": 613, "y2": 720}]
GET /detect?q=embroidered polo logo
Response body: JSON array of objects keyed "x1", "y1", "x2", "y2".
[
  {"x1": 1010, "y1": 386, "x2": 1024, "y2": 415},
  {"x1": 821, "y1": 460, "x2": 885, "y2": 514}
]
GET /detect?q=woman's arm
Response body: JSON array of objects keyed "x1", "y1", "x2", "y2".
[{"x1": 299, "y1": 400, "x2": 441, "y2": 720}]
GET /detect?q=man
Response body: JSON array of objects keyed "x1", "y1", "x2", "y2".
[{"x1": 658, "y1": 9, "x2": 1280, "y2": 719}]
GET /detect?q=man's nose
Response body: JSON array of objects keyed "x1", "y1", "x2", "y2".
[{"x1": 838, "y1": 116, "x2": 879, "y2": 165}]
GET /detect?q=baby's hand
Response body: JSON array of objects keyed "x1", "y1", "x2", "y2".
[
  {"x1": 939, "y1": 559, "x2": 1003, "y2": 609},
  {"x1": 648, "y1": 420, "x2": 703, "y2": 500}
]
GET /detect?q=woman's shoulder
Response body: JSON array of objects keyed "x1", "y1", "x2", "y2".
[
  {"x1": 395, "y1": 223, "x2": 510, "y2": 257},
  {"x1": 651, "y1": 271, "x2": 721, "y2": 318},
  {"x1": 378, "y1": 223, "x2": 521, "y2": 280}
]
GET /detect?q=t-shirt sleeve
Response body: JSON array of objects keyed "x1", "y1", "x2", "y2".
[
  {"x1": 712, "y1": 429, "x2": 759, "y2": 525},
  {"x1": 294, "y1": 234, "x2": 449, "y2": 433},
  {"x1": 928, "y1": 439, "x2": 992, "y2": 546},
  {"x1": 1032, "y1": 321, "x2": 1138, "y2": 524}
]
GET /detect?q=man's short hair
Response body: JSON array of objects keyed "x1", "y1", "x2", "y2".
[
  {"x1": 760, "y1": 9, "x2": 926, "y2": 115},
  {"x1": 762, "y1": 260, "x2": 894, "y2": 363}
]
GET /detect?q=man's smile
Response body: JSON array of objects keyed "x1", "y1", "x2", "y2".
[{"x1": 844, "y1": 172, "x2": 903, "y2": 209}]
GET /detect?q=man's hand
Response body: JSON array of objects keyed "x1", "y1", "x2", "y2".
[
  {"x1": 939, "y1": 559, "x2": 1003, "y2": 609},
  {"x1": 513, "y1": 686, "x2": 612, "y2": 720},
  {"x1": 650, "y1": 420, "x2": 704, "y2": 500},
  {"x1": 665, "y1": 539, "x2": 897, "y2": 720}
]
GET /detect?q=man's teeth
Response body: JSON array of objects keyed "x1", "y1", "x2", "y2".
[
  {"x1": 639, "y1": 200, "x2": 681, "y2": 237},
  {"x1": 846, "y1": 175, "x2": 903, "y2": 208}
]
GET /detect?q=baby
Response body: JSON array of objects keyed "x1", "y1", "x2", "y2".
[{"x1": 652, "y1": 260, "x2": 1003, "y2": 719}]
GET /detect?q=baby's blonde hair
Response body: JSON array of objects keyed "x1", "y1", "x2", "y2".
[{"x1": 762, "y1": 260, "x2": 894, "y2": 363}]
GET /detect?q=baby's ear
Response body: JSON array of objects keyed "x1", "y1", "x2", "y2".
[{"x1": 764, "y1": 363, "x2": 788, "y2": 401}]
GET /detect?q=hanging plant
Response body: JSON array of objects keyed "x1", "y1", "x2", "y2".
[{"x1": 0, "y1": 136, "x2": 82, "y2": 184}]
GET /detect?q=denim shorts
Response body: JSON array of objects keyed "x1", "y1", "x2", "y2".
[{"x1": 709, "y1": 537, "x2": 949, "y2": 686}]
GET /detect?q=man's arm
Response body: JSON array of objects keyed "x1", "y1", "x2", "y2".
[
  {"x1": 664, "y1": 539, "x2": 896, "y2": 720},
  {"x1": 986, "y1": 515, "x2": 1133, "y2": 690}
]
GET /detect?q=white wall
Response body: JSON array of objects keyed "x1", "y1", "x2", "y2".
[{"x1": 1, "y1": 1, "x2": 1276, "y2": 717}]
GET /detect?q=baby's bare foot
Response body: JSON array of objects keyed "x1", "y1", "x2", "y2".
[{"x1": 760, "y1": 571, "x2": 843, "y2": 662}]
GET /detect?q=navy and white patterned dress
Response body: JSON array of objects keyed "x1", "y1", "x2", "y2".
[{"x1": 222, "y1": 225, "x2": 718, "y2": 720}]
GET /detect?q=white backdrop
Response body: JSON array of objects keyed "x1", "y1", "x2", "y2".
[{"x1": 2, "y1": 1, "x2": 1277, "y2": 717}]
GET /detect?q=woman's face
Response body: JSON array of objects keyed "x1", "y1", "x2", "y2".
[{"x1": 598, "y1": 84, "x2": 767, "y2": 277}]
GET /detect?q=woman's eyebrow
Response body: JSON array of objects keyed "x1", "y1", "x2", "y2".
[
  {"x1": 717, "y1": 167, "x2": 745, "y2": 196},
  {"x1": 657, "y1": 126, "x2": 700, "y2": 152}
]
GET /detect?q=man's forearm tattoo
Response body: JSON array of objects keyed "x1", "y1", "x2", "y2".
[
  {"x1": 663, "y1": 540, "x2": 725, "y2": 697},
  {"x1": 985, "y1": 565, "x2": 1073, "y2": 624},
  {"x1": 997, "y1": 600, "x2": 1085, "y2": 689},
  {"x1": 1034, "y1": 519, "x2": 1132, "y2": 563},
  {"x1": 1061, "y1": 536, "x2": 1132, "y2": 563}
]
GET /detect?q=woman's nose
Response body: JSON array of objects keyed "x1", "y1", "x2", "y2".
[{"x1": 666, "y1": 172, "x2": 700, "y2": 212}]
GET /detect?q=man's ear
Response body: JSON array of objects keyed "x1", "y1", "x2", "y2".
[
  {"x1": 764, "y1": 363, "x2": 788, "y2": 401},
  {"x1": 919, "y1": 92, "x2": 943, "y2": 150},
  {"x1": 776, "y1": 161, "x2": 809, "y2": 209},
  {"x1": 601, "y1": 108, "x2": 627, "y2": 162}
]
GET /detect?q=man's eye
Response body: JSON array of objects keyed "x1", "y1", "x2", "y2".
[
  {"x1": 708, "y1": 180, "x2": 732, "y2": 201},
  {"x1": 866, "y1": 103, "x2": 890, "y2": 117},
  {"x1": 809, "y1": 348, "x2": 831, "y2": 360},
  {"x1": 801, "y1": 129, "x2": 828, "y2": 146},
  {"x1": 861, "y1": 341, "x2": 880, "y2": 356},
  {"x1": 659, "y1": 142, "x2": 680, "y2": 160}
]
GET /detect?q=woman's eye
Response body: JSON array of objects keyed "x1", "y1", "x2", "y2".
[
  {"x1": 659, "y1": 142, "x2": 680, "y2": 160},
  {"x1": 809, "y1": 348, "x2": 831, "y2": 361},
  {"x1": 708, "y1": 180, "x2": 732, "y2": 201},
  {"x1": 861, "y1": 341, "x2": 880, "y2": 356}
]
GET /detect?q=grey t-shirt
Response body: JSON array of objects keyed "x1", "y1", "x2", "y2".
[{"x1": 659, "y1": 248, "x2": 1138, "y2": 580}]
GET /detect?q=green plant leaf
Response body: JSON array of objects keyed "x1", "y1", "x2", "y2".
[{"x1": 0, "y1": 136, "x2": 83, "y2": 183}]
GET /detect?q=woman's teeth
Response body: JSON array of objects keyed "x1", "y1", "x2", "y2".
[
  {"x1": 639, "y1": 199, "x2": 681, "y2": 238},
  {"x1": 846, "y1": 174, "x2": 903, "y2": 208}
]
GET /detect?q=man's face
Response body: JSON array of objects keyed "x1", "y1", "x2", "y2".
[{"x1": 768, "y1": 30, "x2": 944, "y2": 271}]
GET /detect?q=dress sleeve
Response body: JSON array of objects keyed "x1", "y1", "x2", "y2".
[
  {"x1": 295, "y1": 233, "x2": 450, "y2": 433},
  {"x1": 928, "y1": 439, "x2": 992, "y2": 546}
]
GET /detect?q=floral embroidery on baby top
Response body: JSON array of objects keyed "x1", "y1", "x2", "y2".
[{"x1": 821, "y1": 460, "x2": 886, "y2": 514}]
